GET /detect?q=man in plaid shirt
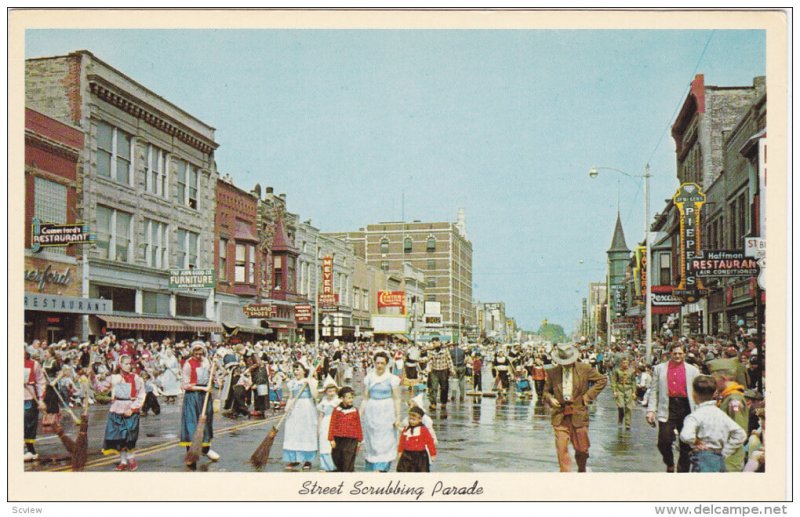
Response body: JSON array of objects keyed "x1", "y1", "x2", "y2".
[{"x1": 427, "y1": 339, "x2": 456, "y2": 412}]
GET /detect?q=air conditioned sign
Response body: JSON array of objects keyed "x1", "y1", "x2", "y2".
[{"x1": 690, "y1": 250, "x2": 760, "y2": 278}]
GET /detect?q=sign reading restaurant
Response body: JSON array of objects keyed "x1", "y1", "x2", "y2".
[
  {"x1": 24, "y1": 293, "x2": 113, "y2": 314},
  {"x1": 690, "y1": 250, "x2": 760, "y2": 278},
  {"x1": 169, "y1": 268, "x2": 215, "y2": 289},
  {"x1": 31, "y1": 218, "x2": 95, "y2": 253}
]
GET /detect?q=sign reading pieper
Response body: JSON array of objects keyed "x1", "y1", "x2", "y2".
[{"x1": 673, "y1": 183, "x2": 706, "y2": 302}]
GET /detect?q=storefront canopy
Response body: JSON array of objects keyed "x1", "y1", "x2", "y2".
[
  {"x1": 224, "y1": 322, "x2": 269, "y2": 335},
  {"x1": 99, "y1": 315, "x2": 222, "y2": 333}
]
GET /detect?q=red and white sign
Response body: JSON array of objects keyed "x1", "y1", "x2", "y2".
[
  {"x1": 318, "y1": 293, "x2": 339, "y2": 308},
  {"x1": 378, "y1": 290, "x2": 405, "y2": 310},
  {"x1": 294, "y1": 304, "x2": 313, "y2": 323},
  {"x1": 322, "y1": 256, "x2": 333, "y2": 295}
]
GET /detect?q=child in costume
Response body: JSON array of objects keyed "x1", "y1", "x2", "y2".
[
  {"x1": 327, "y1": 386, "x2": 363, "y2": 472},
  {"x1": 140, "y1": 371, "x2": 161, "y2": 417},
  {"x1": 316, "y1": 376, "x2": 341, "y2": 471},
  {"x1": 23, "y1": 346, "x2": 47, "y2": 462},
  {"x1": 396, "y1": 406, "x2": 437, "y2": 472},
  {"x1": 402, "y1": 394, "x2": 438, "y2": 445},
  {"x1": 103, "y1": 355, "x2": 145, "y2": 471}
]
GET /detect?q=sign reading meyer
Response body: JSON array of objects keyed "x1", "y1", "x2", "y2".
[
  {"x1": 322, "y1": 256, "x2": 333, "y2": 294},
  {"x1": 169, "y1": 268, "x2": 215, "y2": 289},
  {"x1": 673, "y1": 183, "x2": 706, "y2": 302}
]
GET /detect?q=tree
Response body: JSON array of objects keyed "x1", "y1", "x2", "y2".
[{"x1": 536, "y1": 319, "x2": 567, "y2": 343}]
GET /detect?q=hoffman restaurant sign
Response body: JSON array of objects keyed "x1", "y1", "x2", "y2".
[
  {"x1": 690, "y1": 250, "x2": 760, "y2": 278},
  {"x1": 673, "y1": 183, "x2": 706, "y2": 303}
]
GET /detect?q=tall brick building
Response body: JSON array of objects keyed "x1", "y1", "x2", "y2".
[
  {"x1": 26, "y1": 51, "x2": 221, "y2": 340},
  {"x1": 327, "y1": 209, "x2": 474, "y2": 342}
]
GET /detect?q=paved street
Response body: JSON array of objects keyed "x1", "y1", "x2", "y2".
[{"x1": 26, "y1": 368, "x2": 664, "y2": 473}]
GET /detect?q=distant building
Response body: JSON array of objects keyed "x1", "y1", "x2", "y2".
[{"x1": 606, "y1": 212, "x2": 630, "y2": 339}]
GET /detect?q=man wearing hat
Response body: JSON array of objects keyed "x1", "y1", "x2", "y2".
[
  {"x1": 707, "y1": 357, "x2": 749, "y2": 472},
  {"x1": 647, "y1": 343, "x2": 700, "y2": 472},
  {"x1": 543, "y1": 342, "x2": 607, "y2": 472}
]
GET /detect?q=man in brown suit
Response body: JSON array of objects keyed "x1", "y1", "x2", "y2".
[{"x1": 543, "y1": 342, "x2": 608, "y2": 472}]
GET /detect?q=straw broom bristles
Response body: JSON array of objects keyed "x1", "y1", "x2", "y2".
[{"x1": 185, "y1": 360, "x2": 216, "y2": 466}]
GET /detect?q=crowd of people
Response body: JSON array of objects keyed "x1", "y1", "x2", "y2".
[{"x1": 23, "y1": 329, "x2": 765, "y2": 474}]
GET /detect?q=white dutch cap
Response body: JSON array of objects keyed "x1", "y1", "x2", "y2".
[
  {"x1": 190, "y1": 341, "x2": 207, "y2": 353},
  {"x1": 410, "y1": 393, "x2": 425, "y2": 409},
  {"x1": 321, "y1": 375, "x2": 338, "y2": 391}
]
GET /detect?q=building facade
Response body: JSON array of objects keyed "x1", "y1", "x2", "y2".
[{"x1": 26, "y1": 51, "x2": 221, "y2": 341}]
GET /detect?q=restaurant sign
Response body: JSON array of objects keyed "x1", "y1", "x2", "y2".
[
  {"x1": 690, "y1": 250, "x2": 760, "y2": 278},
  {"x1": 169, "y1": 268, "x2": 215, "y2": 289},
  {"x1": 24, "y1": 293, "x2": 113, "y2": 314},
  {"x1": 31, "y1": 218, "x2": 95, "y2": 253},
  {"x1": 673, "y1": 183, "x2": 706, "y2": 302}
]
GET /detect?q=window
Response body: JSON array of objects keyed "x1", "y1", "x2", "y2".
[
  {"x1": 94, "y1": 285, "x2": 136, "y2": 313},
  {"x1": 381, "y1": 260, "x2": 389, "y2": 272},
  {"x1": 145, "y1": 219, "x2": 168, "y2": 269},
  {"x1": 427, "y1": 259, "x2": 436, "y2": 270},
  {"x1": 176, "y1": 229, "x2": 199, "y2": 268},
  {"x1": 362, "y1": 290, "x2": 368, "y2": 311},
  {"x1": 426, "y1": 294, "x2": 436, "y2": 302},
  {"x1": 404, "y1": 237, "x2": 412, "y2": 253},
  {"x1": 176, "y1": 159, "x2": 187, "y2": 205},
  {"x1": 273, "y1": 255, "x2": 283, "y2": 290},
  {"x1": 219, "y1": 238, "x2": 228, "y2": 280},
  {"x1": 96, "y1": 121, "x2": 132, "y2": 185},
  {"x1": 248, "y1": 244, "x2": 256, "y2": 283},
  {"x1": 142, "y1": 291, "x2": 170, "y2": 315},
  {"x1": 235, "y1": 243, "x2": 246, "y2": 282},
  {"x1": 380, "y1": 238, "x2": 389, "y2": 255},
  {"x1": 659, "y1": 253, "x2": 671, "y2": 286},
  {"x1": 298, "y1": 260, "x2": 305, "y2": 295},
  {"x1": 729, "y1": 202, "x2": 737, "y2": 249},
  {"x1": 426, "y1": 236, "x2": 436, "y2": 251},
  {"x1": 188, "y1": 164, "x2": 199, "y2": 209},
  {"x1": 353, "y1": 288, "x2": 360, "y2": 310},
  {"x1": 145, "y1": 144, "x2": 167, "y2": 197},
  {"x1": 176, "y1": 295, "x2": 205, "y2": 318},
  {"x1": 33, "y1": 177, "x2": 67, "y2": 254},
  {"x1": 427, "y1": 277, "x2": 437, "y2": 288},
  {"x1": 286, "y1": 255, "x2": 294, "y2": 292},
  {"x1": 95, "y1": 205, "x2": 132, "y2": 262},
  {"x1": 738, "y1": 193, "x2": 747, "y2": 242}
]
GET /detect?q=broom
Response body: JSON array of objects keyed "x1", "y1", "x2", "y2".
[
  {"x1": 184, "y1": 360, "x2": 217, "y2": 466},
  {"x1": 249, "y1": 377, "x2": 308, "y2": 469},
  {"x1": 39, "y1": 372, "x2": 82, "y2": 454},
  {"x1": 71, "y1": 378, "x2": 91, "y2": 471}
]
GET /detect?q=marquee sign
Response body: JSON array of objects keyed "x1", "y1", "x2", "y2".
[
  {"x1": 31, "y1": 218, "x2": 95, "y2": 253},
  {"x1": 377, "y1": 290, "x2": 405, "y2": 312},
  {"x1": 673, "y1": 183, "x2": 706, "y2": 303},
  {"x1": 322, "y1": 256, "x2": 333, "y2": 295}
]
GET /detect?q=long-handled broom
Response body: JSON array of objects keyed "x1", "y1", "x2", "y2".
[
  {"x1": 70, "y1": 379, "x2": 90, "y2": 471},
  {"x1": 40, "y1": 371, "x2": 82, "y2": 454},
  {"x1": 184, "y1": 360, "x2": 217, "y2": 466}
]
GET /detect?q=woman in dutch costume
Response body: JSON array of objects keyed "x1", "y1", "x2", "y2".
[
  {"x1": 180, "y1": 342, "x2": 219, "y2": 467},
  {"x1": 158, "y1": 345, "x2": 182, "y2": 404},
  {"x1": 23, "y1": 346, "x2": 47, "y2": 462},
  {"x1": 282, "y1": 359, "x2": 319, "y2": 471},
  {"x1": 103, "y1": 354, "x2": 146, "y2": 471},
  {"x1": 361, "y1": 351, "x2": 402, "y2": 472},
  {"x1": 317, "y1": 376, "x2": 341, "y2": 472}
]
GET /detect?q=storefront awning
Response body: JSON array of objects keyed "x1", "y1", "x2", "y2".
[
  {"x1": 225, "y1": 322, "x2": 269, "y2": 335},
  {"x1": 98, "y1": 315, "x2": 222, "y2": 333}
]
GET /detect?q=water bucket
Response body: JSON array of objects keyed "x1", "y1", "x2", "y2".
[{"x1": 256, "y1": 384, "x2": 269, "y2": 396}]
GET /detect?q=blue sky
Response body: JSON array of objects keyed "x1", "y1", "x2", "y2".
[{"x1": 25, "y1": 29, "x2": 766, "y2": 332}]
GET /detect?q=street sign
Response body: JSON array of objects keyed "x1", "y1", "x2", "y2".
[
  {"x1": 169, "y1": 268, "x2": 215, "y2": 289},
  {"x1": 744, "y1": 237, "x2": 766, "y2": 258}
]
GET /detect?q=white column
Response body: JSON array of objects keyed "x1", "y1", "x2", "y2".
[
  {"x1": 170, "y1": 294, "x2": 177, "y2": 317},
  {"x1": 135, "y1": 288, "x2": 143, "y2": 314}
]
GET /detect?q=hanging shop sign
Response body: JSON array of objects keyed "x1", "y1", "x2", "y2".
[
  {"x1": 169, "y1": 268, "x2": 215, "y2": 289},
  {"x1": 690, "y1": 250, "x2": 760, "y2": 278},
  {"x1": 322, "y1": 256, "x2": 334, "y2": 294},
  {"x1": 294, "y1": 304, "x2": 313, "y2": 323},
  {"x1": 243, "y1": 303, "x2": 278, "y2": 319},
  {"x1": 673, "y1": 183, "x2": 706, "y2": 302},
  {"x1": 24, "y1": 293, "x2": 113, "y2": 314},
  {"x1": 31, "y1": 218, "x2": 95, "y2": 253},
  {"x1": 318, "y1": 293, "x2": 339, "y2": 309},
  {"x1": 651, "y1": 285, "x2": 682, "y2": 307},
  {"x1": 377, "y1": 290, "x2": 405, "y2": 309},
  {"x1": 633, "y1": 245, "x2": 646, "y2": 299}
]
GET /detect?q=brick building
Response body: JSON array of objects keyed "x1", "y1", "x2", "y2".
[{"x1": 26, "y1": 51, "x2": 221, "y2": 340}]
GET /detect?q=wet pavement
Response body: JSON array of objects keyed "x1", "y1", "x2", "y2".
[{"x1": 25, "y1": 369, "x2": 664, "y2": 473}]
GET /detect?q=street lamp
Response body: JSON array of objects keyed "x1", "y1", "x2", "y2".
[{"x1": 589, "y1": 164, "x2": 653, "y2": 364}]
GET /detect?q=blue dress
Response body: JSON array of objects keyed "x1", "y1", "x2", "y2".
[
  {"x1": 362, "y1": 371, "x2": 400, "y2": 471},
  {"x1": 282, "y1": 379, "x2": 318, "y2": 463}
]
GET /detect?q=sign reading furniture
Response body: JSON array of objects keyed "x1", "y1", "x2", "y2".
[{"x1": 169, "y1": 268, "x2": 215, "y2": 289}]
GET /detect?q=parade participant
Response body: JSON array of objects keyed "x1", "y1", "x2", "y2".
[
  {"x1": 707, "y1": 358, "x2": 749, "y2": 472},
  {"x1": 249, "y1": 354, "x2": 270, "y2": 418},
  {"x1": 282, "y1": 360, "x2": 319, "y2": 471},
  {"x1": 427, "y1": 339, "x2": 456, "y2": 411},
  {"x1": 403, "y1": 343, "x2": 421, "y2": 389},
  {"x1": 361, "y1": 351, "x2": 402, "y2": 472},
  {"x1": 492, "y1": 348, "x2": 513, "y2": 394},
  {"x1": 328, "y1": 386, "x2": 363, "y2": 472},
  {"x1": 471, "y1": 353, "x2": 483, "y2": 393},
  {"x1": 396, "y1": 406, "x2": 437, "y2": 472},
  {"x1": 317, "y1": 377, "x2": 341, "y2": 472},
  {"x1": 637, "y1": 365, "x2": 653, "y2": 406},
  {"x1": 647, "y1": 344, "x2": 700, "y2": 472},
  {"x1": 158, "y1": 346, "x2": 182, "y2": 404},
  {"x1": 103, "y1": 355, "x2": 146, "y2": 471},
  {"x1": 180, "y1": 342, "x2": 219, "y2": 468},
  {"x1": 743, "y1": 408, "x2": 765, "y2": 472},
  {"x1": 610, "y1": 357, "x2": 637, "y2": 429},
  {"x1": 403, "y1": 394, "x2": 438, "y2": 445},
  {"x1": 531, "y1": 357, "x2": 546, "y2": 398},
  {"x1": 543, "y1": 342, "x2": 607, "y2": 472},
  {"x1": 743, "y1": 389, "x2": 764, "y2": 435},
  {"x1": 449, "y1": 341, "x2": 467, "y2": 403},
  {"x1": 679, "y1": 375, "x2": 748, "y2": 473},
  {"x1": 140, "y1": 371, "x2": 161, "y2": 417},
  {"x1": 24, "y1": 346, "x2": 47, "y2": 461}
]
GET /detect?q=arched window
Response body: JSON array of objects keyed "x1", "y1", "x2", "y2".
[
  {"x1": 426, "y1": 236, "x2": 436, "y2": 252},
  {"x1": 404, "y1": 237, "x2": 413, "y2": 253},
  {"x1": 380, "y1": 237, "x2": 389, "y2": 255}
]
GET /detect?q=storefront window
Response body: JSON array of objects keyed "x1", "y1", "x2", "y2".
[
  {"x1": 176, "y1": 295, "x2": 205, "y2": 317},
  {"x1": 142, "y1": 291, "x2": 170, "y2": 315},
  {"x1": 94, "y1": 284, "x2": 136, "y2": 313}
]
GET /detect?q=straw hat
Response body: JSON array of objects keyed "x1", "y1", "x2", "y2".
[{"x1": 551, "y1": 343, "x2": 580, "y2": 366}]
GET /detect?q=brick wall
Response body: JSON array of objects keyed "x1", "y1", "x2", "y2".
[{"x1": 25, "y1": 55, "x2": 83, "y2": 126}]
